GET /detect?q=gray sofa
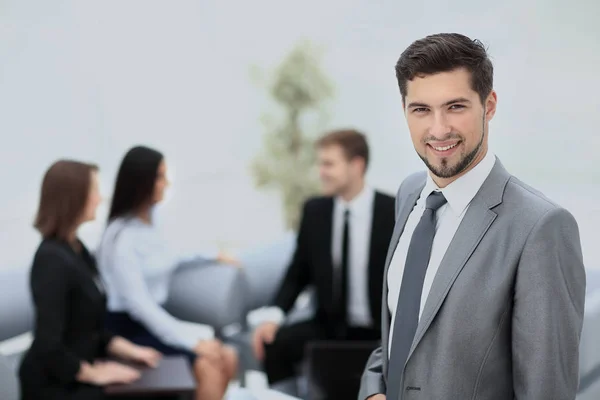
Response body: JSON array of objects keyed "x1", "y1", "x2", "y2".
[
  {"x1": 0, "y1": 262, "x2": 259, "y2": 400},
  {"x1": 0, "y1": 234, "x2": 297, "y2": 400},
  {"x1": 2, "y1": 235, "x2": 599, "y2": 400}
]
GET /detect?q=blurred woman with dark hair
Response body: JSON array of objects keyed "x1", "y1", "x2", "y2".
[
  {"x1": 19, "y1": 160, "x2": 161, "y2": 400},
  {"x1": 97, "y1": 146, "x2": 239, "y2": 400}
]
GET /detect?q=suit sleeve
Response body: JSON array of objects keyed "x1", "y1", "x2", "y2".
[
  {"x1": 29, "y1": 249, "x2": 82, "y2": 383},
  {"x1": 359, "y1": 346, "x2": 386, "y2": 399},
  {"x1": 273, "y1": 200, "x2": 313, "y2": 313},
  {"x1": 512, "y1": 207, "x2": 586, "y2": 399},
  {"x1": 98, "y1": 329, "x2": 115, "y2": 357}
]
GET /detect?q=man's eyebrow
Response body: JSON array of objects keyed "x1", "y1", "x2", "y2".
[
  {"x1": 406, "y1": 101, "x2": 430, "y2": 109},
  {"x1": 406, "y1": 97, "x2": 471, "y2": 109},
  {"x1": 443, "y1": 97, "x2": 471, "y2": 106}
]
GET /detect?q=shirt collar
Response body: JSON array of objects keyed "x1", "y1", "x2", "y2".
[
  {"x1": 421, "y1": 151, "x2": 496, "y2": 216},
  {"x1": 335, "y1": 185, "x2": 375, "y2": 218}
]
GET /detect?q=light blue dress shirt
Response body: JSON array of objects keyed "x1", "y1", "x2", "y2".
[{"x1": 96, "y1": 216, "x2": 218, "y2": 351}]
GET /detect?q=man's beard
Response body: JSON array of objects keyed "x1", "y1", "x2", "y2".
[{"x1": 420, "y1": 119, "x2": 485, "y2": 179}]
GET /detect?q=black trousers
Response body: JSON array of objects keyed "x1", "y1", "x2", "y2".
[{"x1": 263, "y1": 319, "x2": 379, "y2": 384}]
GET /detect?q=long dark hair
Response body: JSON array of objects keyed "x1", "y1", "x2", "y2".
[{"x1": 108, "y1": 146, "x2": 164, "y2": 221}]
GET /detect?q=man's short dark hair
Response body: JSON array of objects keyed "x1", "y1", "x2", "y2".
[
  {"x1": 395, "y1": 33, "x2": 494, "y2": 104},
  {"x1": 316, "y1": 129, "x2": 369, "y2": 172}
]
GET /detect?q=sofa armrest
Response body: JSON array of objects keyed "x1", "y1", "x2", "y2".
[
  {"x1": 238, "y1": 232, "x2": 296, "y2": 311},
  {"x1": 0, "y1": 267, "x2": 33, "y2": 342},
  {"x1": 165, "y1": 263, "x2": 249, "y2": 332},
  {"x1": 0, "y1": 354, "x2": 19, "y2": 400},
  {"x1": 579, "y1": 269, "x2": 600, "y2": 395}
]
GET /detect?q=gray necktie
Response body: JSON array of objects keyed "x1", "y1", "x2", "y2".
[{"x1": 386, "y1": 191, "x2": 447, "y2": 399}]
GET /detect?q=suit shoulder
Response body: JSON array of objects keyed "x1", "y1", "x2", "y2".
[
  {"x1": 374, "y1": 190, "x2": 395, "y2": 202},
  {"x1": 504, "y1": 177, "x2": 564, "y2": 214},
  {"x1": 403, "y1": 171, "x2": 428, "y2": 187},
  {"x1": 33, "y1": 240, "x2": 75, "y2": 271},
  {"x1": 404, "y1": 170, "x2": 428, "y2": 184},
  {"x1": 302, "y1": 195, "x2": 332, "y2": 211},
  {"x1": 502, "y1": 176, "x2": 578, "y2": 231},
  {"x1": 398, "y1": 171, "x2": 427, "y2": 196},
  {"x1": 36, "y1": 239, "x2": 68, "y2": 258},
  {"x1": 374, "y1": 191, "x2": 396, "y2": 209}
]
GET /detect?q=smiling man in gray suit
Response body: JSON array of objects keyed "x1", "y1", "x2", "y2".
[{"x1": 360, "y1": 33, "x2": 587, "y2": 400}]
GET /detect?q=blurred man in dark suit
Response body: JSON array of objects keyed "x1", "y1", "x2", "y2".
[{"x1": 252, "y1": 129, "x2": 396, "y2": 386}]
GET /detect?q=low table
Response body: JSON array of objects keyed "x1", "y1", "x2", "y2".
[
  {"x1": 105, "y1": 355, "x2": 195, "y2": 398},
  {"x1": 227, "y1": 387, "x2": 302, "y2": 400}
]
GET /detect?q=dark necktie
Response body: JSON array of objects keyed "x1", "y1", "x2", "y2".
[
  {"x1": 338, "y1": 209, "x2": 350, "y2": 336},
  {"x1": 386, "y1": 191, "x2": 447, "y2": 399}
]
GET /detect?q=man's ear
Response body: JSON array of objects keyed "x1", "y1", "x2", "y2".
[
  {"x1": 351, "y1": 157, "x2": 366, "y2": 175},
  {"x1": 485, "y1": 90, "x2": 497, "y2": 122}
]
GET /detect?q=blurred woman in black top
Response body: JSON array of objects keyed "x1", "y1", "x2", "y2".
[{"x1": 19, "y1": 160, "x2": 162, "y2": 400}]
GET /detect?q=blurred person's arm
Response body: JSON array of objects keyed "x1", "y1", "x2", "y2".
[
  {"x1": 108, "y1": 229, "x2": 214, "y2": 351},
  {"x1": 173, "y1": 241, "x2": 240, "y2": 268},
  {"x1": 511, "y1": 208, "x2": 586, "y2": 399},
  {"x1": 359, "y1": 347, "x2": 386, "y2": 400}
]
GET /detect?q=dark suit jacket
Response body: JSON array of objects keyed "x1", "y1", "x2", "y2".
[
  {"x1": 19, "y1": 238, "x2": 113, "y2": 397},
  {"x1": 274, "y1": 191, "x2": 395, "y2": 334}
]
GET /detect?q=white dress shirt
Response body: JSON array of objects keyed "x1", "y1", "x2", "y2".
[
  {"x1": 387, "y1": 151, "x2": 496, "y2": 356},
  {"x1": 251, "y1": 186, "x2": 376, "y2": 327},
  {"x1": 96, "y1": 217, "x2": 218, "y2": 351},
  {"x1": 333, "y1": 186, "x2": 375, "y2": 327}
]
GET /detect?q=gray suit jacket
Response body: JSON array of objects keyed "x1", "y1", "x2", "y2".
[{"x1": 359, "y1": 158, "x2": 586, "y2": 400}]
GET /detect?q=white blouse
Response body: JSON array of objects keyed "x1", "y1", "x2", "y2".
[{"x1": 96, "y1": 216, "x2": 217, "y2": 351}]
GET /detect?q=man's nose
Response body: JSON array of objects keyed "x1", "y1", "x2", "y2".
[{"x1": 428, "y1": 112, "x2": 451, "y2": 138}]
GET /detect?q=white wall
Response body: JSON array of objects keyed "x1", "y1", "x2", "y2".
[{"x1": 1, "y1": 0, "x2": 599, "y2": 269}]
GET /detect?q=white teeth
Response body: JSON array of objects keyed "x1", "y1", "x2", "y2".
[{"x1": 433, "y1": 143, "x2": 458, "y2": 151}]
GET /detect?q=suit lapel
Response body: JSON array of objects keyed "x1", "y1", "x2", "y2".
[
  {"x1": 383, "y1": 186, "x2": 424, "y2": 281},
  {"x1": 323, "y1": 197, "x2": 334, "y2": 262},
  {"x1": 321, "y1": 198, "x2": 336, "y2": 302},
  {"x1": 406, "y1": 159, "x2": 510, "y2": 361}
]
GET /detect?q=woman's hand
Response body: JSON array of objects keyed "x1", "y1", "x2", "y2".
[
  {"x1": 107, "y1": 336, "x2": 162, "y2": 368},
  {"x1": 77, "y1": 360, "x2": 141, "y2": 386},
  {"x1": 216, "y1": 251, "x2": 241, "y2": 268},
  {"x1": 92, "y1": 361, "x2": 141, "y2": 385},
  {"x1": 128, "y1": 345, "x2": 162, "y2": 368}
]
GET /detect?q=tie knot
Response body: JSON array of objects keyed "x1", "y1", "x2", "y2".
[
  {"x1": 425, "y1": 191, "x2": 447, "y2": 211},
  {"x1": 344, "y1": 209, "x2": 350, "y2": 219}
]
